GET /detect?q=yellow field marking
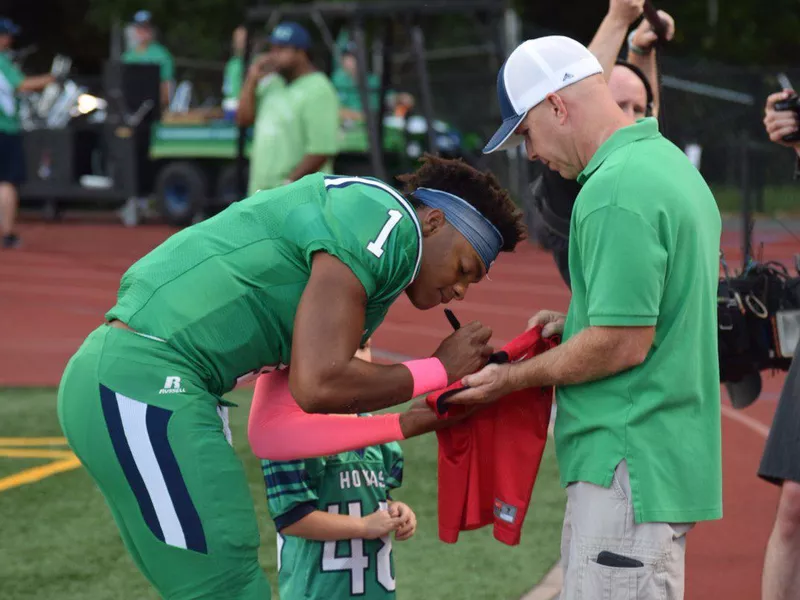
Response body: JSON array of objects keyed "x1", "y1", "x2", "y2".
[
  {"x1": 0, "y1": 448, "x2": 75, "y2": 459},
  {"x1": 0, "y1": 437, "x2": 81, "y2": 493},
  {"x1": 0, "y1": 456, "x2": 82, "y2": 493},
  {"x1": 0, "y1": 437, "x2": 68, "y2": 447}
]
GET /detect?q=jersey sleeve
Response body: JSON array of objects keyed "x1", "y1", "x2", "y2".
[
  {"x1": 1, "y1": 58, "x2": 24, "y2": 90},
  {"x1": 300, "y1": 78, "x2": 340, "y2": 156},
  {"x1": 577, "y1": 205, "x2": 667, "y2": 326},
  {"x1": 160, "y1": 50, "x2": 175, "y2": 82},
  {"x1": 382, "y1": 441, "x2": 404, "y2": 491},
  {"x1": 261, "y1": 458, "x2": 320, "y2": 531},
  {"x1": 301, "y1": 177, "x2": 422, "y2": 302}
]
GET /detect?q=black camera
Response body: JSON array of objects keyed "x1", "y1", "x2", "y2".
[{"x1": 718, "y1": 257, "x2": 800, "y2": 408}]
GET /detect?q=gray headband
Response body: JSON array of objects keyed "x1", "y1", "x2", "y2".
[{"x1": 412, "y1": 187, "x2": 504, "y2": 270}]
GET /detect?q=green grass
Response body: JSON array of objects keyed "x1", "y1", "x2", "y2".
[
  {"x1": 0, "y1": 388, "x2": 565, "y2": 600},
  {"x1": 711, "y1": 184, "x2": 800, "y2": 216}
]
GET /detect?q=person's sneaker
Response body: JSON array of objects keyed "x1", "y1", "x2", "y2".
[{"x1": 2, "y1": 233, "x2": 21, "y2": 249}]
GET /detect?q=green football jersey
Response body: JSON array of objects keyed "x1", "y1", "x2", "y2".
[
  {"x1": 105, "y1": 173, "x2": 422, "y2": 395},
  {"x1": 262, "y1": 436, "x2": 404, "y2": 600}
]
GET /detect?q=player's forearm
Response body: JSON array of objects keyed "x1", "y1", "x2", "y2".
[
  {"x1": 281, "y1": 510, "x2": 366, "y2": 541},
  {"x1": 626, "y1": 50, "x2": 660, "y2": 116},
  {"x1": 294, "y1": 358, "x2": 417, "y2": 414},
  {"x1": 287, "y1": 154, "x2": 330, "y2": 183},
  {"x1": 508, "y1": 327, "x2": 647, "y2": 390},
  {"x1": 236, "y1": 76, "x2": 258, "y2": 127},
  {"x1": 588, "y1": 14, "x2": 630, "y2": 82}
]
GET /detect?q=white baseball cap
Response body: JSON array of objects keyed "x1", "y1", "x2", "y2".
[{"x1": 483, "y1": 36, "x2": 604, "y2": 154}]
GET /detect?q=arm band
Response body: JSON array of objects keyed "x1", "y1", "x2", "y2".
[
  {"x1": 401, "y1": 357, "x2": 449, "y2": 398},
  {"x1": 247, "y1": 369, "x2": 405, "y2": 461}
]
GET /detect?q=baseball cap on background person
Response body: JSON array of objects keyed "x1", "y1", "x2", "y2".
[
  {"x1": 133, "y1": 10, "x2": 153, "y2": 26},
  {"x1": 269, "y1": 22, "x2": 312, "y2": 50},
  {"x1": 483, "y1": 36, "x2": 604, "y2": 154},
  {"x1": 0, "y1": 18, "x2": 21, "y2": 36}
]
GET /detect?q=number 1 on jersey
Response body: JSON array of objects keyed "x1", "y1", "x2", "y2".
[{"x1": 367, "y1": 210, "x2": 403, "y2": 258}]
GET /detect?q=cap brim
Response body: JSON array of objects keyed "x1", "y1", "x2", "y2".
[
  {"x1": 725, "y1": 372, "x2": 762, "y2": 410},
  {"x1": 269, "y1": 38, "x2": 308, "y2": 50},
  {"x1": 482, "y1": 112, "x2": 527, "y2": 154}
]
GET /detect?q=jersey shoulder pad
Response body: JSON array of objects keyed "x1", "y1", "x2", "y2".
[{"x1": 309, "y1": 175, "x2": 422, "y2": 300}]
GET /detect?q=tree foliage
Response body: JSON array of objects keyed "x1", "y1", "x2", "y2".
[{"x1": 8, "y1": 0, "x2": 800, "y2": 75}]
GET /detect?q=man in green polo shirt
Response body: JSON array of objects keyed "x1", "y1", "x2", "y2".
[
  {"x1": 122, "y1": 10, "x2": 174, "y2": 108},
  {"x1": 236, "y1": 22, "x2": 339, "y2": 195},
  {"x1": 451, "y1": 36, "x2": 722, "y2": 599}
]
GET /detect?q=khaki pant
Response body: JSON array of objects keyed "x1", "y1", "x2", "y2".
[{"x1": 558, "y1": 461, "x2": 693, "y2": 600}]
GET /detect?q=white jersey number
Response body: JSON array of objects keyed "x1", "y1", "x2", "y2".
[
  {"x1": 367, "y1": 210, "x2": 403, "y2": 258},
  {"x1": 321, "y1": 501, "x2": 395, "y2": 593}
]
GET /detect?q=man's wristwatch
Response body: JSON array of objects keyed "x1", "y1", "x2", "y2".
[{"x1": 627, "y1": 30, "x2": 652, "y2": 56}]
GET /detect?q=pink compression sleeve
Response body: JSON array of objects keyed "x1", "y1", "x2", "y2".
[{"x1": 247, "y1": 369, "x2": 405, "y2": 461}]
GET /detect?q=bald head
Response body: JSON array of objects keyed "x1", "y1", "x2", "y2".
[
  {"x1": 514, "y1": 74, "x2": 631, "y2": 180},
  {"x1": 609, "y1": 65, "x2": 649, "y2": 121}
]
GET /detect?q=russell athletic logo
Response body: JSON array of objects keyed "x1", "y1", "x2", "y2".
[{"x1": 159, "y1": 376, "x2": 186, "y2": 394}]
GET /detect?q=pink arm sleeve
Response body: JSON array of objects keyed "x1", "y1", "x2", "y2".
[{"x1": 247, "y1": 369, "x2": 405, "y2": 461}]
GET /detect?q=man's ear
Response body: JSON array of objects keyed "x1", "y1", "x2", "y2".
[
  {"x1": 546, "y1": 93, "x2": 568, "y2": 125},
  {"x1": 419, "y1": 207, "x2": 446, "y2": 237}
]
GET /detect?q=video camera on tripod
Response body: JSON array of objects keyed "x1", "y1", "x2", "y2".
[{"x1": 718, "y1": 251, "x2": 800, "y2": 408}]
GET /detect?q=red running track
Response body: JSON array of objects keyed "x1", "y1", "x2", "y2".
[{"x1": 1, "y1": 219, "x2": 795, "y2": 599}]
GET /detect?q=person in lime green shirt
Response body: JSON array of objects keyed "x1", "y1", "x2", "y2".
[
  {"x1": 122, "y1": 10, "x2": 174, "y2": 108},
  {"x1": 452, "y1": 36, "x2": 722, "y2": 600},
  {"x1": 221, "y1": 25, "x2": 246, "y2": 118},
  {"x1": 237, "y1": 22, "x2": 339, "y2": 195},
  {"x1": 0, "y1": 17, "x2": 55, "y2": 249}
]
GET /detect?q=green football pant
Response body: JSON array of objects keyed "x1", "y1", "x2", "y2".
[{"x1": 57, "y1": 325, "x2": 272, "y2": 600}]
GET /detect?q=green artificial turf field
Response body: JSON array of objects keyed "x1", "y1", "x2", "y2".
[{"x1": 0, "y1": 387, "x2": 565, "y2": 600}]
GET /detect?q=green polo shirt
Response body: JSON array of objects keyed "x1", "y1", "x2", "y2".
[
  {"x1": 555, "y1": 117, "x2": 723, "y2": 524},
  {"x1": 248, "y1": 71, "x2": 339, "y2": 195},
  {"x1": 122, "y1": 42, "x2": 174, "y2": 82},
  {"x1": 0, "y1": 52, "x2": 24, "y2": 133}
]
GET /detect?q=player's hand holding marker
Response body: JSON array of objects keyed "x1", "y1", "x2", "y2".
[
  {"x1": 446, "y1": 309, "x2": 565, "y2": 406},
  {"x1": 432, "y1": 314, "x2": 494, "y2": 385}
]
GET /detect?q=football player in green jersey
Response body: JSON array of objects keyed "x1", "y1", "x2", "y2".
[
  {"x1": 263, "y1": 341, "x2": 415, "y2": 600},
  {"x1": 57, "y1": 154, "x2": 525, "y2": 600}
]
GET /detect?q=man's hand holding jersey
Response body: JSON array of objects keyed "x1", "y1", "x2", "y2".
[{"x1": 445, "y1": 310, "x2": 565, "y2": 406}]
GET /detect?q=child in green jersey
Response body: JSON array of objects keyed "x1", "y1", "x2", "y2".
[{"x1": 262, "y1": 340, "x2": 415, "y2": 599}]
